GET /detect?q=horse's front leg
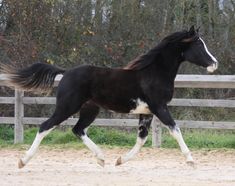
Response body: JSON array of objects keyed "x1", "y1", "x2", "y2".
[
  {"x1": 115, "y1": 114, "x2": 153, "y2": 166},
  {"x1": 151, "y1": 104, "x2": 194, "y2": 165}
]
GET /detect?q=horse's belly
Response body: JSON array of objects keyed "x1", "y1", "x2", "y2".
[{"x1": 92, "y1": 98, "x2": 151, "y2": 114}]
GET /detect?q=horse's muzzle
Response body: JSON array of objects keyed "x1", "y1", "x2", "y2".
[{"x1": 207, "y1": 62, "x2": 218, "y2": 73}]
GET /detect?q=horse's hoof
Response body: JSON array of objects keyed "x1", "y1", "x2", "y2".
[
  {"x1": 18, "y1": 159, "x2": 25, "y2": 169},
  {"x1": 97, "y1": 159, "x2": 105, "y2": 167},
  {"x1": 186, "y1": 160, "x2": 196, "y2": 168},
  {"x1": 115, "y1": 157, "x2": 122, "y2": 166}
]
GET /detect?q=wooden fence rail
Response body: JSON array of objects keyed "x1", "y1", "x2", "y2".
[{"x1": 0, "y1": 74, "x2": 235, "y2": 146}]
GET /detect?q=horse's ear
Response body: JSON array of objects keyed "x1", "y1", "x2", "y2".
[
  {"x1": 196, "y1": 26, "x2": 200, "y2": 33},
  {"x1": 189, "y1": 25, "x2": 195, "y2": 35},
  {"x1": 181, "y1": 25, "x2": 197, "y2": 43}
]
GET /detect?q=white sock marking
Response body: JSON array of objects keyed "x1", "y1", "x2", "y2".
[
  {"x1": 170, "y1": 127, "x2": 193, "y2": 162},
  {"x1": 81, "y1": 135, "x2": 104, "y2": 160},
  {"x1": 120, "y1": 136, "x2": 147, "y2": 164},
  {"x1": 21, "y1": 128, "x2": 54, "y2": 165}
]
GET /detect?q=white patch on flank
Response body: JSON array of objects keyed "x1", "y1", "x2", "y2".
[
  {"x1": 21, "y1": 128, "x2": 54, "y2": 165},
  {"x1": 130, "y1": 98, "x2": 151, "y2": 114},
  {"x1": 81, "y1": 135, "x2": 104, "y2": 161}
]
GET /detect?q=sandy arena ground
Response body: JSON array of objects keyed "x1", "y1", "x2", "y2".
[{"x1": 0, "y1": 148, "x2": 234, "y2": 186}]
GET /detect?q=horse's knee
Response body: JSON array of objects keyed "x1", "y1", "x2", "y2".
[
  {"x1": 39, "y1": 118, "x2": 55, "y2": 133},
  {"x1": 39, "y1": 116, "x2": 60, "y2": 133},
  {"x1": 138, "y1": 125, "x2": 148, "y2": 138},
  {"x1": 138, "y1": 114, "x2": 152, "y2": 138},
  {"x1": 72, "y1": 125, "x2": 84, "y2": 137}
]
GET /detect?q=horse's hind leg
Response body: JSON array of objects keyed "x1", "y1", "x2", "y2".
[
  {"x1": 18, "y1": 117, "x2": 57, "y2": 168},
  {"x1": 18, "y1": 92, "x2": 85, "y2": 168},
  {"x1": 18, "y1": 114, "x2": 75, "y2": 168},
  {"x1": 115, "y1": 114, "x2": 153, "y2": 166},
  {"x1": 72, "y1": 101, "x2": 105, "y2": 166}
]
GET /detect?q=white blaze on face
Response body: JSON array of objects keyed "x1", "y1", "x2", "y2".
[
  {"x1": 199, "y1": 38, "x2": 218, "y2": 73},
  {"x1": 130, "y1": 99, "x2": 151, "y2": 114}
]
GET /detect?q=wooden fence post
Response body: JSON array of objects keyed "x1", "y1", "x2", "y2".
[
  {"x1": 151, "y1": 116, "x2": 162, "y2": 148},
  {"x1": 14, "y1": 90, "x2": 24, "y2": 143}
]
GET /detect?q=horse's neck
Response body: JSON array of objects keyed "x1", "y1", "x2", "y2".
[{"x1": 146, "y1": 53, "x2": 182, "y2": 82}]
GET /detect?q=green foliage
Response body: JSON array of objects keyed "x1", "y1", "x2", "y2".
[
  {"x1": 23, "y1": 127, "x2": 78, "y2": 144},
  {"x1": 0, "y1": 125, "x2": 14, "y2": 144},
  {"x1": 0, "y1": 126, "x2": 234, "y2": 149},
  {"x1": 87, "y1": 127, "x2": 137, "y2": 146},
  {"x1": 162, "y1": 129, "x2": 235, "y2": 149},
  {"x1": 1, "y1": 0, "x2": 234, "y2": 73}
]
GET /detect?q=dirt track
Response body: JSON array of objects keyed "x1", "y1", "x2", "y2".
[{"x1": 0, "y1": 148, "x2": 235, "y2": 186}]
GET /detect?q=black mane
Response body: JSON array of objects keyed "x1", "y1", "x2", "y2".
[{"x1": 124, "y1": 30, "x2": 188, "y2": 70}]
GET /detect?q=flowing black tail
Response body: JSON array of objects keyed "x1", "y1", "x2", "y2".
[{"x1": 1, "y1": 63, "x2": 66, "y2": 92}]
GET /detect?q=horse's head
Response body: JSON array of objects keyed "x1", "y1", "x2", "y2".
[{"x1": 182, "y1": 26, "x2": 218, "y2": 73}]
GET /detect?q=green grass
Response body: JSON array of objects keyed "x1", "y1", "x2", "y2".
[
  {"x1": 0, "y1": 125, "x2": 235, "y2": 149},
  {"x1": 162, "y1": 129, "x2": 235, "y2": 149}
]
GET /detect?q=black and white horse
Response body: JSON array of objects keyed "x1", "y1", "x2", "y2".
[{"x1": 2, "y1": 26, "x2": 218, "y2": 168}]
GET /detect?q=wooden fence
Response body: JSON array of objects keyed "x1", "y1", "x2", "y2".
[{"x1": 0, "y1": 74, "x2": 235, "y2": 146}]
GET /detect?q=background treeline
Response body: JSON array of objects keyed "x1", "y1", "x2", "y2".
[
  {"x1": 0, "y1": 0, "x2": 234, "y2": 120},
  {"x1": 1, "y1": 0, "x2": 234, "y2": 73}
]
